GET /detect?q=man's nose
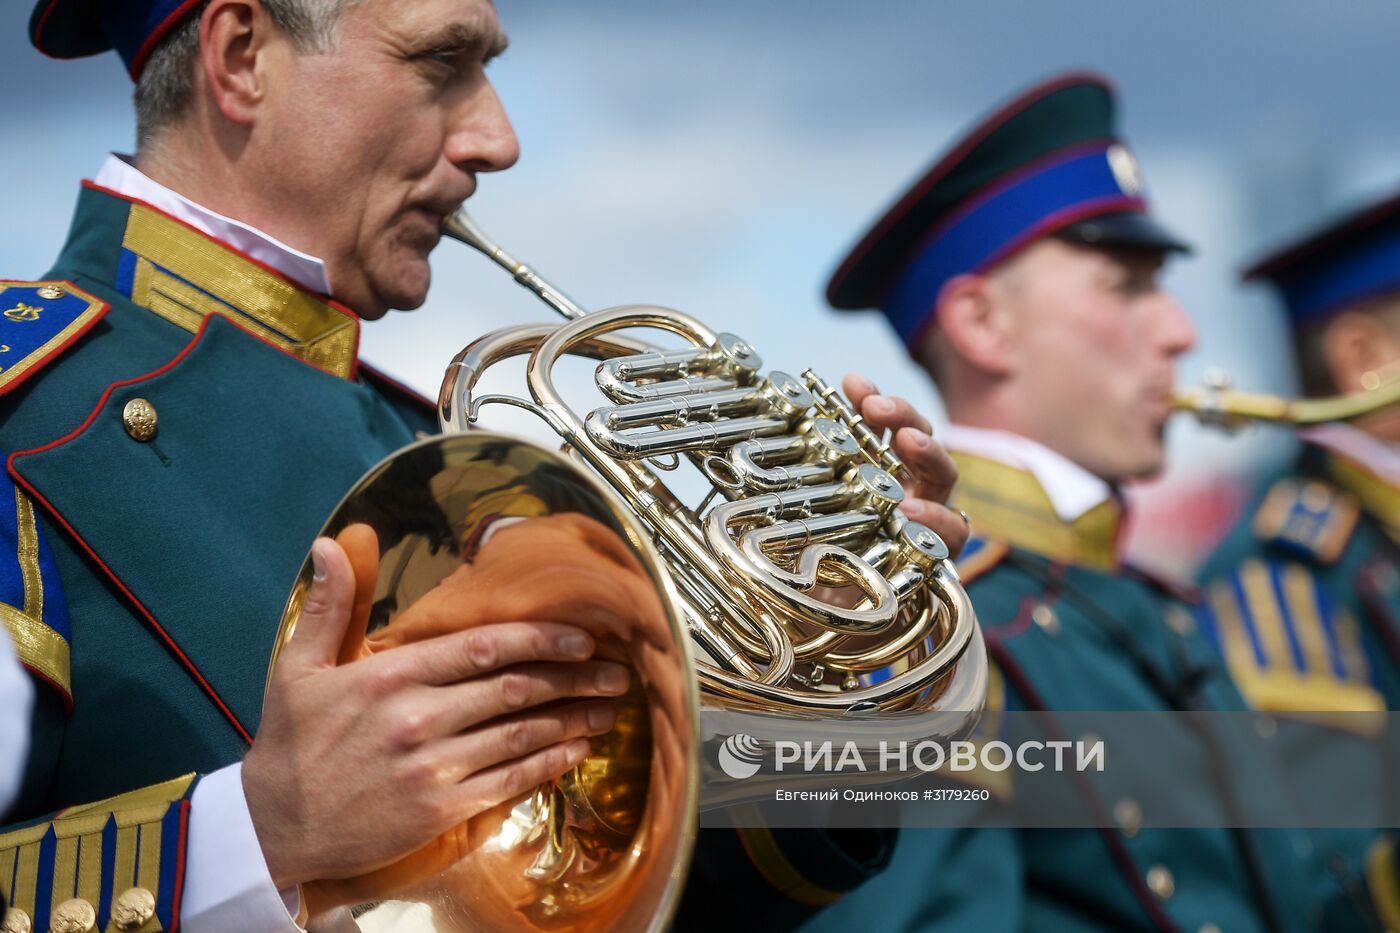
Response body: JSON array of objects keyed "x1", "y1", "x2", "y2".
[
  {"x1": 1155, "y1": 292, "x2": 1198, "y2": 357},
  {"x1": 446, "y1": 81, "x2": 521, "y2": 174}
]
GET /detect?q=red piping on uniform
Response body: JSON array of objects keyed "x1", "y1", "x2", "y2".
[
  {"x1": 998, "y1": 595, "x2": 1046, "y2": 642},
  {"x1": 1125, "y1": 562, "x2": 1200, "y2": 604},
  {"x1": 359, "y1": 361, "x2": 437, "y2": 414},
  {"x1": 1358, "y1": 562, "x2": 1400, "y2": 675},
  {"x1": 827, "y1": 71, "x2": 1115, "y2": 308},
  {"x1": 81, "y1": 180, "x2": 363, "y2": 377},
  {"x1": 168, "y1": 800, "x2": 191, "y2": 933},
  {"x1": 984, "y1": 634, "x2": 1181, "y2": 933},
  {"x1": 127, "y1": 0, "x2": 206, "y2": 79},
  {"x1": 8, "y1": 316, "x2": 253, "y2": 745},
  {"x1": 20, "y1": 664, "x2": 73, "y2": 716},
  {"x1": 0, "y1": 281, "x2": 110, "y2": 397}
]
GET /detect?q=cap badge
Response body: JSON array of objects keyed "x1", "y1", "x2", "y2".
[{"x1": 1107, "y1": 144, "x2": 1143, "y2": 197}]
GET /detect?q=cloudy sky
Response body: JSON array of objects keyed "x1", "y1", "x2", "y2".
[{"x1": 5, "y1": 1, "x2": 1400, "y2": 570}]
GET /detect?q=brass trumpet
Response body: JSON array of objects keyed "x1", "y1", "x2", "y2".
[
  {"x1": 266, "y1": 209, "x2": 988, "y2": 931},
  {"x1": 1174, "y1": 363, "x2": 1400, "y2": 429}
]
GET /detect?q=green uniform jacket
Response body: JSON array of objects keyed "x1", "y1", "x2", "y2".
[
  {"x1": 1198, "y1": 441, "x2": 1400, "y2": 931},
  {"x1": 0, "y1": 183, "x2": 889, "y2": 932},
  {"x1": 799, "y1": 450, "x2": 1381, "y2": 933}
]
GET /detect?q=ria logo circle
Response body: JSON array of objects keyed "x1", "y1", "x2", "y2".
[{"x1": 717, "y1": 733, "x2": 764, "y2": 779}]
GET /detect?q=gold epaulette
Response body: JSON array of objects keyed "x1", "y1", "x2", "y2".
[
  {"x1": 0, "y1": 474, "x2": 71, "y2": 710},
  {"x1": 1205, "y1": 560, "x2": 1384, "y2": 728},
  {"x1": 1252, "y1": 477, "x2": 1360, "y2": 565},
  {"x1": 954, "y1": 537, "x2": 1010, "y2": 585},
  {"x1": 1, "y1": 774, "x2": 196, "y2": 933},
  {"x1": 0, "y1": 281, "x2": 108, "y2": 397}
]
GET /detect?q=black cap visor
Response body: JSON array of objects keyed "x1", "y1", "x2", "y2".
[
  {"x1": 1058, "y1": 211, "x2": 1192, "y2": 255},
  {"x1": 31, "y1": 0, "x2": 114, "y2": 60}
]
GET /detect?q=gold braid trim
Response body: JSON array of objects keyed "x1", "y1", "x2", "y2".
[
  {"x1": 2, "y1": 487, "x2": 68, "y2": 696},
  {"x1": 949, "y1": 452, "x2": 1121, "y2": 570},
  {"x1": 122, "y1": 203, "x2": 358, "y2": 379}
]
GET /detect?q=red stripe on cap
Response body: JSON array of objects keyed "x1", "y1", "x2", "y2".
[
  {"x1": 1244, "y1": 187, "x2": 1400, "y2": 283},
  {"x1": 904, "y1": 139, "x2": 1117, "y2": 274},
  {"x1": 905, "y1": 193, "x2": 1143, "y2": 351},
  {"x1": 31, "y1": 0, "x2": 76, "y2": 59},
  {"x1": 827, "y1": 71, "x2": 1115, "y2": 309},
  {"x1": 127, "y1": 0, "x2": 206, "y2": 79}
]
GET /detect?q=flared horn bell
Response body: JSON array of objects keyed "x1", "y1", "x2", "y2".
[{"x1": 267, "y1": 433, "x2": 698, "y2": 932}]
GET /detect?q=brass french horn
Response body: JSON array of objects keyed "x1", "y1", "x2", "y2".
[{"x1": 265, "y1": 208, "x2": 988, "y2": 931}]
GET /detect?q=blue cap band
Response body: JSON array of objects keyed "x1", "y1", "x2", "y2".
[
  {"x1": 882, "y1": 143, "x2": 1145, "y2": 347},
  {"x1": 1274, "y1": 225, "x2": 1400, "y2": 323}
]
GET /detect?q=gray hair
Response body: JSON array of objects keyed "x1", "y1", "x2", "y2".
[{"x1": 134, "y1": 0, "x2": 357, "y2": 148}]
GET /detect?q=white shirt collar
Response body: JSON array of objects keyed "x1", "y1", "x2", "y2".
[
  {"x1": 942, "y1": 423, "x2": 1114, "y2": 522},
  {"x1": 94, "y1": 154, "x2": 333, "y2": 296},
  {"x1": 1299, "y1": 422, "x2": 1400, "y2": 486}
]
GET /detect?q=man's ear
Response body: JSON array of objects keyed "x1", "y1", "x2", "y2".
[
  {"x1": 1323, "y1": 310, "x2": 1400, "y2": 394},
  {"x1": 935, "y1": 273, "x2": 1016, "y2": 376},
  {"x1": 199, "y1": 0, "x2": 274, "y2": 125}
]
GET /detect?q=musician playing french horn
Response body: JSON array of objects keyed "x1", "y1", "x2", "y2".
[{"x1": 0, "y1": 1, "x2": 970, "y2": 931}]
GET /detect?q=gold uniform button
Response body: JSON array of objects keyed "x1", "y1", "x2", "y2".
[
  {"x1": 1114, "y1": 797, "x2": 1143, "y2": 837},
  {"x1": 2, "y1": 907, "x2": 33, "y2": 933},
  {"x1": 1165, "y1": 606, "x2": 1197, "y2": 637},
  {"x1": 1032, "y1": 603, "x2": 1060, "y2": 635},
  {"x1": 1146, "y1": 864, "x2": 1175, "y2": 900},
  {"x1": 112, "y1": 887, "x2": 157, "y2": 931},
  {"x1": 36, "y1": 286, "x2": 65, "y2": 301},
  {"x1": 48, "y1": 898, "x2": 96, "y2": 933},
  {"x1": 122, "y1": 398, "x2": 158, "y2": 442}
]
